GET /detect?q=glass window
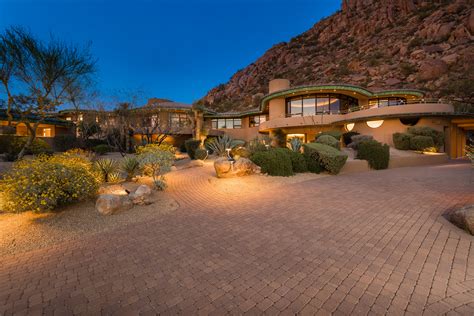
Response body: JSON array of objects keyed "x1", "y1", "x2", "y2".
[
  {"x1": 225, "y1": 119, "x2": 234, "y2": 129},
  {"x1": 302, "y1": 98, "x2": 316, "y2": 116},
  {"x1": 369, "y1": 99, "x2": 378, "y2": 108},
  {"x1": 329, "y1": 96, "x2": 340, "y2": 114},
  {"x1": 378, "y1": 99, "x2": 389, "y2": 107},
  {"x1": 218, "y1": 119, "x2": 226, "y2": 129},
  {"x1": 290, "y1": 98, "x2": 302, "y2": 116},
  {"x1": 233, "y1": 118, "x2": 242, "y2": 128},
  {"x1": 317, "y1": 95, "x2": 329, "y2": 114},
  {"x1": 211, "y1": 119, "x2": 218, "y2": 129},
  {"x1": 249, "y1": 115, "x2": 267, "y2": 127}
]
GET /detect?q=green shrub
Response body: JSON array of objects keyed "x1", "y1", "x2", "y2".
[
  {"x1": 357, "y1": 140, "x2": 390, "y2": 170},
  {"x1": 0, "y1": 135, "x2": 15, "y2": 154},
  {"x1": 303, "y1": 145, "x2": 323, "y2": 174},
  {"x1": 136, "y1": 142, "x2": 176, "y2": 155},
  {"x1": 184, "y1": 139, "x2": 201, "y2": 159},
  {"x1": 315, "y1": 130, "x2": 343, "y2": 141},
  {"x1": 93, "y1": 144, "x2": 112, "y2": 155},
  {"x1": 3, "y1": 137, "x2": 52, "y2": 161},
  {"x1": 179, "y1": 142, "x2": 187, "y2": 153},
  {"x1": 53, "y1": 134, "x2": 78, "y2": 152},
  {"x1": 250, "y1": 148, "x2": 294, "y2": 176},
  {"x1": 410, "y1": 135, "x2": 435, "y2": 151},
  {"x1": 304, "y1": 143, "x2": 348, "y2": 175},
  {"x1": 272, "y1": 128, "x2": 287, "y2": 148},
  {"x1": 121, "y1": 156, "x2": 141, "y2": 181},
  {"x1": 94, "y1": 158, "x2": 118, "y2": 182},
  {"x1": 0, "y1": 152, "x2": 99, "y2": 212},
  {"x1": 407, "y1": 126, "x2": 444, "y2": 148},
  {"x1": 347, "y1": 135, "x2": 374, "y2": 149},
  {"x1": 247, "y1": 137, "x2": 269, "y2": 154},
  {"x1": 315, "y1": 135, "x2": 340, "y2": 149},
  {"x1": 195, "y1": 148, "x2": 208, "y2": 160},
  {"x1": 287, "y1": 150, "x2": 307, "y2": 173},
  {"x1": 343, "y1": 131, "x2": 360, "y2": 146},
  {"x1": 392, "y1": 133, "x2": 412, "y2": 150}
]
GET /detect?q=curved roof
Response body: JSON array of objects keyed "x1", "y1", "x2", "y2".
[{"x1": 261, "y1": 84, "x2": 425, "y2": 109}]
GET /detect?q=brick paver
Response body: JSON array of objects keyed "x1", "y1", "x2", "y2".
[{"x1": 0, "y1": 162, "x2": 473, "y2": 315}]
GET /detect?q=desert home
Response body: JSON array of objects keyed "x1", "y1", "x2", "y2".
[{"x1": 0, "y1": 78, "x2": 472, "y2": 158}]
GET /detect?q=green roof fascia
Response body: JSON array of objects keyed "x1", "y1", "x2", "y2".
[
  {"x1": 261, "y1": 85, "x2": 426, "y2": 109},
  {"x1": 0, "y1": 112, "x2": 74, "y2": 127},
  {"x1": 203, "y1": 108, "x2": 263, "y2": 118}
]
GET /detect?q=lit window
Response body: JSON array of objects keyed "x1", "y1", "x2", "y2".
[
  {"x1": 42, "y1": 128, "x2": 52, "y2": 137},
  {"x1": 345, "y1": 123, "x2": 355, "y2": 131},
  {"x1": 366, "y1": 120, "x2": 384, "y2": 128},
  {"x1": 65, "y1": 117, "x2": 72, "y2": 121},
  {"x1": 78, "y1": 114, "x2": 83, "y2": 121}
]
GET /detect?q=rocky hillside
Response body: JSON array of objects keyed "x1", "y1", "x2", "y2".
[{"x1": 197, "y1": 0, "x2": 474, "y2": 112}]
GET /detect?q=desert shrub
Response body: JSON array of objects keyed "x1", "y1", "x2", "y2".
[
  {"x1": 466, "y1": 145, "x2": 474, "y2": 163},
  {"x1": 94, "y1": 158, "x2": 118, "y2": 182},
  {"x1": 0, "y1": 153, "x2": 99, "y2": 212},
  {"x1": 250, "y1": 148, "x2": 294, "y2": 177},
  {"x1": 194, "y1": 148, "x2": 208, "y2": 160},
  {"x1": 247, "y1": 137, "x2": 269, "y2": 154},
  {"x1": 407, "y1": 126, "x2": 444, "y2": 148},
  {"x1": 53, "y1": 134, "x2": 78, "y2": 152},
  {"x1": 121, "y1": 156, "x2": 141, "y2": 181},
  {"x1": 287, "y1": 150, "x2": 307, "y2": 173},
  {"x1": 303, "y1": 143, "x2": 348, "y2": 175},
  {"x1": 288, "y1": 137, "x2": 302, "y2": 152},
  {"x1": 347, "y1": 135, "x2": 374, "y2": 150},
  {"x1": 107, "y1": 172, "x2": 123, "y2": 183},
  {"x1": 93, "y1": 144, "x2": 112, "y2": 155},
  {"x1": 138, "y1": 149, "x2": 174, "y2": 189},
  {"x1": 343, "y1": 131, "x2": 360, "y2": 146},
  {"x1": 410, "y1": 135, "x2": 435, "y2": 151},
  {"x1": 315, "y1": 135, "x2": 340, "y2": 149},
  {"x1": 153, "y1": 176, "x2": 168, "y2": 191},
  {"x1": 272, "y1": 128, "x2": 287, "y2": 148},
  {"x1": 184, "y1": 139, "x2": 201, "y2": 159},
  {"x1": 136, "y1": 142, "x2": 176, "y2": 155},
  {"x1": 315, "y1": 130, "x2": 343, "y2": 141},
  {"x1": 231, "y1": 146, "x2": 251, "y2": 159},
  {"x1": 392, "y1": 133, "x2": 412, "y2": 150},
  {"x1": 205, "y1": 134, "x2": 245, "y2": 156},
  {"x1": 357, "y1": 140, "x2": 390, "y2": 170}
]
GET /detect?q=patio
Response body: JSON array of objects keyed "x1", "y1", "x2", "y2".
[{"x1": 0, "y1": 162, "x2": 473, "y2": 314}]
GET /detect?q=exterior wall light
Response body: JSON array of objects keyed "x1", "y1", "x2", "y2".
[
  {"x1": 366, "y1": 120, "x2": 384, "y2": 128},
  {"x1": 345, "y1": 123, "x2": 355, "y2": 131}
]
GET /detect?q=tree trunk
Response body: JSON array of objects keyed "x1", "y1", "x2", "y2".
[{"x1": 17, "y1": 122, "x2": 39, "y2": 160}]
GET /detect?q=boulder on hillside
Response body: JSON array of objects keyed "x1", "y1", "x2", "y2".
[
  {"x1": 214, "y1": 157, "x2": 260, "y2": 178},
  {"x1": 449, "y1": 205, "x2": 474, "y2": 235},
  {"x1": 418, "y1": 59, "x2": 448, "y2": 81}
]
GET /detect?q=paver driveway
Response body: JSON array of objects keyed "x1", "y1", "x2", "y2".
[{"x1": 1, "y1": 162, "x2": 473, "y2": 315}]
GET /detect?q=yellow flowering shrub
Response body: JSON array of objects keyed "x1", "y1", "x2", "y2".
[
  {"x1": 135, "y1": 142, "x2": 176, "y2": 155},
  {"x1": 0, "y1": 150, "x2": 100, "y2": 213}
]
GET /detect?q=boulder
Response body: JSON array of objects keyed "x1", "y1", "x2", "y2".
[
  {"x1": 449, "y1": 205, "x2": 474, "y2": 235},
  {"x1": 130, "y1": 184, "x2": 153, "y2": 205},
  {"x1": 96, "y1": 194, "x2": 122, "y2": 215},
  {"x1": 385, "y1": 78, "x2": 401, "y2": 86},
  {"x1": 418, "y1": 59, "x2": 448, "y2": 81},
  {"x1": 188, "y1": 160, "x2": 204, "y2": 167},
  {"x1": 214, "y1": 157, "x2": 260, "y2": 178}
]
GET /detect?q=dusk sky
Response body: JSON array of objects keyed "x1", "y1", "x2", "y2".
[{"x1": 0, "y1": 0, "x2": 341, "y2": 105}]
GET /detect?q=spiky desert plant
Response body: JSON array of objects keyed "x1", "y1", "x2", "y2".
[
  {"x1": 108, "y1": 172, "x2": 123, "y2": 183},
  {"x1": 288, "y1": 137, "x2": 302, "y2": 152},
  {"x1": 121, "y1": 156, "x2": 141, "y2": 181},
  {"x1": 94, "y1": 158, "x2": 118, "y2": 183},
  {"x1": 205, "y1": 134, "x2": 245, "y2": 156}
]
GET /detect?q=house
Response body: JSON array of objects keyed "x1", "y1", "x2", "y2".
[{"x1": 201, "y1": 79, "x2": 472, "y2": 158}]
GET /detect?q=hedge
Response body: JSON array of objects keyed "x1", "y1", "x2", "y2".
[
  {"x1": 303, "y1": 143, "x2": 348, "y2": 175},
  {"x1": 357, "y1": 140, "x2": 390, "y2": 170},
  {"x1": 250, "y1": 148, "x2": 294, "y2": 176},
  {"x1": 303, "y1": 144, "x2": 323, "y2": 174},
  {"x1": 347, "y1": 135, "x2": 374, "y2": 150},
  {"x1": 286, "y1": 149, "x2": 308, "y2": 173},
  {"x1": 410, "y1": 135, "x2": 435, "y2": 151},
  {"x1": 184, "y1": 139, "x2": 201, "y2": 159},
  {"x1": 392, "y1": 133, "x2": 412, "y2": 150},
  {"x1": 407, "y1": 126, "x2": 444, "y2": 148},
  {"x1": 315, "y1": 130, "x2": 343, "y2": 141},
  {"x1": 315, "y1": 134, "x2": 340, "y2": 149}
]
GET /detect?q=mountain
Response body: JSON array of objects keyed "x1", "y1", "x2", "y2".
[{"x1": 197, "y1": 0, "x2": 474, "y2": 112}]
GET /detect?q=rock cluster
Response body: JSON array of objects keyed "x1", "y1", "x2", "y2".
[
  {"x1": 95, "y1": 184, "x2": 153, "y2": 215},
  {"x1": 214, "y1": 157, "x2": 261, "y2": 178},
  {"x1": 197, "y1": 0, "x2": 473, "y2": 112}
]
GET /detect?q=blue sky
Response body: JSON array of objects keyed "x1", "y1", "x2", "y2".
[{"x1": 0, "y1": 0, "x2": 340, "y2": 105}]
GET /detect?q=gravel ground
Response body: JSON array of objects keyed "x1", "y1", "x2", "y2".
[{"x1": 0, "y1": 186, "x2": 179, "y2": 257}]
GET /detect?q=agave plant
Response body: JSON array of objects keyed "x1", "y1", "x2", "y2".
[
  {"x1": 108, "y1": 172, "x2": 123, "y2": 183},
  {"x1": 205, "y1": 134, "x2": 245, "y2": 156},
  {"x1": 288, "y1": 137, "x2": 302, "y2": 152},
  {"x1": 121, "y1": 156, "x2": 141, "y2": 181},
  {"x1": 94, "y1": 158, "x2": 118, "y2": 183}
]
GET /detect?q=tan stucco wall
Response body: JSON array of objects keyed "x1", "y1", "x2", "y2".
[
  {"x1": 268, "y1": 98, "x2": 286, "y2": 121},
  {"x1": 268, "y1": 79, "x2": 290, "y2": 93}
]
